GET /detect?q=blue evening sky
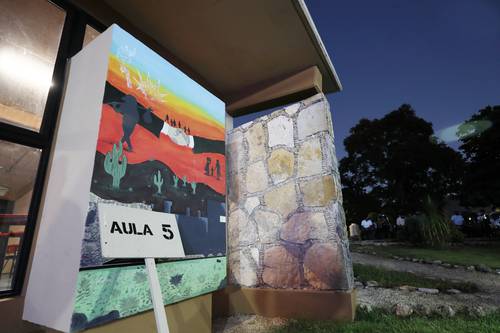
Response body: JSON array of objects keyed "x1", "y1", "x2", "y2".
[
  {"x1": 110, "y1": 25, "x2": 225, "y2": 126},
  {"x1": 235, "y1": 1, "x2": 500, "y2": 158}
]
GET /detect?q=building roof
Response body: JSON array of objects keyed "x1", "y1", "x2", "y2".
[{"x1": 100, "y1": 0, "x2": 341, "y2": 102}]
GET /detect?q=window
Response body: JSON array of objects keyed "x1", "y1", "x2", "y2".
[
  {"x1": 0, "y1": 142, "x2": 41, "y2": 291},
  {"x1": 0, "y1": 0, "x2": 65, "y2": 132},
  {"x1": 0, "y1": 0, "x2": 104, "y2": 297}
]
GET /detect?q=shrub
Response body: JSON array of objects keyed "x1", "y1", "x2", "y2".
[
  {"x1": 420, "y1": 197, "x2": 451, "y2": 248},
  {"x1": 405, "y1": 215, "x2": 426, "y2": 244},
  {"x1": 449, "y1": 227, "x2": 465, "y2": 243}
]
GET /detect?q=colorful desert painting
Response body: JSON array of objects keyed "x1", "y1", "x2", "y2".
[{"x1": 80, "y1": 27, "x2": 226, "y2": 268}]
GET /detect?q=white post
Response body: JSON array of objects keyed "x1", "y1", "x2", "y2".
[{"x1": 145, "y1": 258, "x2": 170, "y2": 333}]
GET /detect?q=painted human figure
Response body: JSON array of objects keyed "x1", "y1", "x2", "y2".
[
  {"x1": 215, "y1": 160, "x2": 221, "y2": 180},
  {"x1": 109, "y1": 94, "x2": 152, "y2": 152},
  {"x1": 204, "y1": 157, "x2": 211, "y2": 176},
  {"x1": 210, "y1": 167, "x2": 214, "y2": 176}
]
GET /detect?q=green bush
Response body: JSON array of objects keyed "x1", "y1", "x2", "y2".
[
  {"x1": 420, "y1": 197, "x2": 450, "y2": 248},
  {"x1": 400, "y1": 197, "x2": 454, "y2": 247},
  {"x1": 405, "y1": 215, "x2": 425, "y2": 245},
  {"x1": 449, "y1": 227, "x2": 465, "y2": 243}
]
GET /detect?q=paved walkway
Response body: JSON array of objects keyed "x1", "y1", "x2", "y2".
[{"x1": 352, "y1": 252, "x2": 500, "y2": 292}]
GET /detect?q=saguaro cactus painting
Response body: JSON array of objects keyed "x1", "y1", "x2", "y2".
[{"x1": 103, "y1": 141, "x2": 127, "y2": 189}]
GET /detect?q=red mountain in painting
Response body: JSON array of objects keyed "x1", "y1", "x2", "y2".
[{"x1": 96, "y1": 104, "x2": 226, "y2": 195}]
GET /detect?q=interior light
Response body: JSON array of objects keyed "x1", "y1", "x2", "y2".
[
  {"x1": 0, "y1": 185, "x2": 9, "y2": 197},
  {"x1": 0, "y1": 47, "x2": 53, "y2": 92}
]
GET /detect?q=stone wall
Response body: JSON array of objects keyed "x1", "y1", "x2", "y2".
[{"x1": 226, "y1": 93, "x2": 353, "y2": 291}]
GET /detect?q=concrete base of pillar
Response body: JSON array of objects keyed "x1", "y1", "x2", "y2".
[{"x1": 213, "y1": 286, "x2": 356, "y2": 321}]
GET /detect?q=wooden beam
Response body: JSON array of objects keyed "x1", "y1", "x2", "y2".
[{"x1": 227, "y1": 66, "x2": 322, "y2": 117}]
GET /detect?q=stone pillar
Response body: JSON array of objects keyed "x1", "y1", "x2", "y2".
[{"x1": 221, "y1": 93, "x2": 354, "y2": 318}]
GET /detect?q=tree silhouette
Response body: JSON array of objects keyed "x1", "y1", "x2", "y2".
[
  {"x1": 459, "y1": 105, "x2": 500, "y2": 207},
  {"x1": 339, "y1": 104, "x2": 464, "y2": 223}
]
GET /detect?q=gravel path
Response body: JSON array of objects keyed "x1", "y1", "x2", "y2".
[
  {"x1": 357, "y1": 287, "x2": 500, "y2": 314},
  {"x1": 353, "y1": 252, "x2": 500, "y2": 314},
  {"x1": 352, "y1": 252, "x2": 500, "y2": 292},
  {"x1": 213, "y1": 315, "x2": 287, "y2": 333}
]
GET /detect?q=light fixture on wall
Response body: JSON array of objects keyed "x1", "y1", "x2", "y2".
[{"x1": 0, "y1": 185, "x2": 9, "y2": 197}]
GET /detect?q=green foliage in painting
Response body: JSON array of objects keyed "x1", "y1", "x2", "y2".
[
  {"x1": 73, "y1": 257, "x2": 227, "y2": 329},
  {"x1": 104, "y1": 141, "x2": 127, "y2": 189},
  {"x1": 172, "y1": 175, "x2": 179, "y2": 188},
  {"x1": 191, "y1": 182, "x2": 197, "y2": 195}
]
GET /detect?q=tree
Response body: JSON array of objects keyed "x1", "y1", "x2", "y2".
[
  {"x1": 339, "y1": 104, "x2": 464, "y2": 223},
  {"x1": 459, "y1": 106, "x2": 500, "y2": 207}
]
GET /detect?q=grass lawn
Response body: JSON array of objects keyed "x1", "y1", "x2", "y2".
[
  {"x1": 351, "y1": 244, "x2": 500, "y2": 269},
  {"x1": 353, "y1": 264, "x2": 478, "y2": 292},
  {"x1": 270, "y1": 308, "x2": 500, "y2": 333}
]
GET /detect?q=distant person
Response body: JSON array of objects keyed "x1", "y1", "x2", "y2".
[
  {"x1": 451, "y1": 211, "x2": 464, "y2": 229},
  {"x1": 396, "y1": 214, "x2": 405, "y2": 228},
  {"x1": 477, "y1": 210, "x2": 489, "y2": 235},
  {"x1": 491, "y1": 213, "x2": 500, "y2": 229},
  {"x1": 361, "y1": 216, "x2": 375, "y2": 240}
]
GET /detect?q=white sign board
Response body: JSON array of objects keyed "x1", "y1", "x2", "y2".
[{"x1": 98, "y1": 203, "x2": 186, "y2": 259}]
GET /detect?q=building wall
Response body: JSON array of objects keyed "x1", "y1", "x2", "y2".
[{"x1": 226, "y1": 93, "x2": 353, "y2": 291}]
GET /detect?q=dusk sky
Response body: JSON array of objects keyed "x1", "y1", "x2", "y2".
[{"x1": 235, "y1": 1, "x2": 500, "y2": 158}]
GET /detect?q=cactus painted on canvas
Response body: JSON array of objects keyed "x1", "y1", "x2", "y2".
[
  {"x1": 153, "y1": 170, "x2": 163, "y2": 194},
  {"x1": 104, "y1": 141, "x2": 127, "y2": 189},
  {"x1": 190, "y1": 182, "x2": 197, "y2": 195},
  {"x1": 182, "y1": 176, "x2": 187, "y2": 187},
  {"x1": 173, "y1": 175, "x2": 179, "y2": 188}
]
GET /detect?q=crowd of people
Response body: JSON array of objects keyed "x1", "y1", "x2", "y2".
[{"x1": 349, "y1": 209, "x2": 500, "y2": 241}]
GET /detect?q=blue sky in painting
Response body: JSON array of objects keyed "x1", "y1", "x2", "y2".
[{"x1": 110, "y1": 25, "x2": 225, "y2": 126}]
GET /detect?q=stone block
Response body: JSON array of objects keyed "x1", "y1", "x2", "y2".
[
  {"x1": 304, "y1": 243, "x2": 347, "y2": 289},
  {"x1": 322, "y1": 135, "x2": 336, "y2": 172},
  {"x1": 254, "y1": 209, "x2": 281, "y2": 244},
  {"x1": 227, "y1": 171, "x2": 242, "y2": 203},
  {"x1": 300, "y1": 175, "x2": 336, "y2": 206},
  {"x1": 250, "y1": 247, "x2": 260, "y2": 266},
  {"x1": 297, "y1": 100, "x2": 329, "y2": 139},
  {"x1": 244, "y1": 196, "x2": 260, "y2": 215},
  {"x1": 267, "y1": 115, "x2": 294, "y2": 148},
  {"x1": 301, "y1": 93, "x2": 324, "y2": 108},
  {"x1": 262, "y1": 245, "x2": 301, "y2": 288},
  {"x1": 228, "y1": 209, "x2": 257, "y2": 250},
  {"x1": 268, "y1": 148, "x2": 294, "y2": 184},
  {"x1": 284, "y1": 102, "x2": 300, "y2": 115},
  {"x1": 246, "y1": 161, "x2": 268, "y2": 193},
  {"x1": 229, "y1": 250, "x2": 258, "y2": 287},
  {"x1": 264, "y1": 181, "x2": 298, "y2": 218},
  {"x1": 247, "y1": 122, "x2": 266, "y2": 162},
  {"x1": 280, "y1": 212, "x2": 328, "y2": 244},
  {"x1": 297, "y1": 137, "x2": 322, "y2": 177},
  {"x1": 227, "y1": 130, "x2": 245, "y2": 172}
]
